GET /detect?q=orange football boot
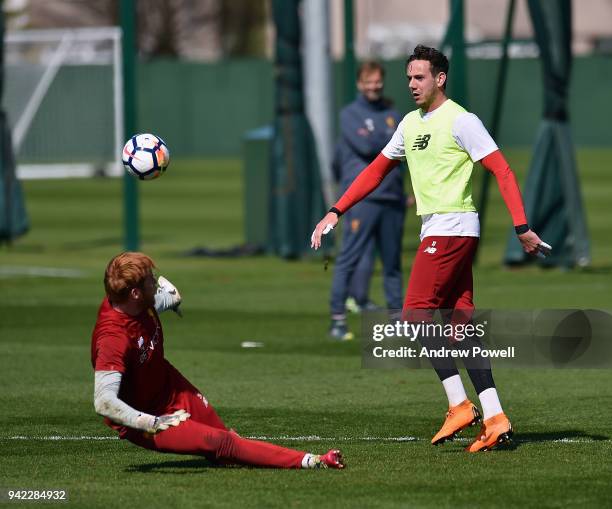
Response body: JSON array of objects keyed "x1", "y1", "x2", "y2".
[
  {"x1": 431, "y1": 399, "x2": 482, "y2": 445},
  {"x1": 465, "y1": 413, "x2": 513, "y2": 452}
]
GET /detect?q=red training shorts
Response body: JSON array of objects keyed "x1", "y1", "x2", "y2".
[{"x1": 403, "y1": 236, "x2": 478, "y2": 321}]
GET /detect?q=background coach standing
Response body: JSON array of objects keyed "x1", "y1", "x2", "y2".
[{"x1": 329, "y1": 61, "x2": 406, "y2": 341}]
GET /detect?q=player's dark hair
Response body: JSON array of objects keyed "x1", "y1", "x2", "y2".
[
  {"x1": 407, "y1": 45, "x2": 449, "y2": 89},
  {"x1": 357, "y1": 60, "x2": 385, "y2": 80}
]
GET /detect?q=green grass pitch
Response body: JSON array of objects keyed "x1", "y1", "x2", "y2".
[{"x1": 1, "y1": 149, "x2": 611, "y2": 508}]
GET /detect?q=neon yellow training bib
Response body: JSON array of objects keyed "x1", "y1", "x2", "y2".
[{"x1": 403, "y1": 99, "x2": 476, "y2": 216}]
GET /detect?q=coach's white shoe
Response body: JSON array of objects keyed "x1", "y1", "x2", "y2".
[{"x1": 329, "y1": 319, "x2": 354, "y2": 341}]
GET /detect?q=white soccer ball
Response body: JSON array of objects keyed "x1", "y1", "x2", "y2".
[{"x1": 122, "y1": 133, "x2": 170, "y2": 180}]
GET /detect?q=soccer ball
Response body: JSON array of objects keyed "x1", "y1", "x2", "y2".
[{"x1": 122, "y1": 133, "x2": 170, "y2": 180}]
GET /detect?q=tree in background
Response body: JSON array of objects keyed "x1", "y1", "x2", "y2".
[
  {"x1": 219, "y1": 0, "x2": 268, "y2": 58},
  {"x1": 4, "y1": 0, "x2": 269, "y2": 60}
]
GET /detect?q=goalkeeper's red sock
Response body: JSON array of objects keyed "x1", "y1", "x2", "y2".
[{"x1": 212, "y1": 430, "x2": 306, "y2": 468}]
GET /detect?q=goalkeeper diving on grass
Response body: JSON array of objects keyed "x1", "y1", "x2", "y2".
[
  {"x1": 91, "y1": 252, "x2": 344, "y2": 469},
  {"x1": 311, "y1": 45, "x2": 551, "y2": 452}
]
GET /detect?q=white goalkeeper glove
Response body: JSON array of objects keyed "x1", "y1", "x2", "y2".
[
  {"x1": 138, "y1": 409, "x2": 191, "y2": 434},
  {"x1": 154, "y1": 275, "x2": 182, "y2": 316}
]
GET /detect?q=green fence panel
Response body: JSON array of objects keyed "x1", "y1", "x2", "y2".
[
  {"x1": 138, "y1": 59, "x2": 274, "y2": 157},
  {"x1": 8, "y1": 56, "x2": 611, "y2": 161},
  {"x1": 242, "y1": 125, "x2": 272, "y2": 248}
]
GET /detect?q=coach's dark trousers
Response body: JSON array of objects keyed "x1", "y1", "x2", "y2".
[{"x1": 330, "y1": 200, "x2": 405, "y2": 315}]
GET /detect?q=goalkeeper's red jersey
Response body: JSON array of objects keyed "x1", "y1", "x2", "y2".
[{"x1": 91, "y1": 298, "x2": 189, "y2": 430}]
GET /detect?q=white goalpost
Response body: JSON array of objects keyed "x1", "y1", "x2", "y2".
[{"x1": 3, "y1": 27, "x2": 124, "y2": 179}]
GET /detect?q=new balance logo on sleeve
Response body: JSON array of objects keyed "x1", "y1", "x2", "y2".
[{"x1": 412, "y1": 134, "x2": 431, "y2": 151}]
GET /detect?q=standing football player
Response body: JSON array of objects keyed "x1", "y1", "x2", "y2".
[
  {"x1": 311, "y1": 45, "x2": 549, "y2": 452},
  {"x1": 91, "y1": 252, "x2": 344, "y2": 469}
]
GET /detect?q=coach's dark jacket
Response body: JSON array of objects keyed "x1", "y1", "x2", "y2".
[{"x1": 333, "y1": 94, "x2": 405, "y2": 203}]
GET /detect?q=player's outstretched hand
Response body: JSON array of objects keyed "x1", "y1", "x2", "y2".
[
  {"x1": 310, "y1": 212, "x2": 339, "y2": 250},
  {"x1": 148, "y1": 409, "x2": 190, "y2": 433},
  {"x1": 155, "y1": 275, "x2": 182, "y2": 316},
  {"x1": 518, "y1": 230, "x2": 552, "y2": 258}
]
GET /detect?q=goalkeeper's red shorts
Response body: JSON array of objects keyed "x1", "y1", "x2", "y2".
[
  {"x1": 123, "y1": 387, "x2": 305, "y2": 468},
  {"x1": 402, "y1": 236, "x2": 478, "y2": 321}
]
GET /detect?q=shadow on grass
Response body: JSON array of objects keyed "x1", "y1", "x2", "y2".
[
  {"x1": 126, "y1": 457, "x2": 230, "y2": 473},
  {"x1": 577, "y1": 265, "x2": 612, "y2": 275},
  {"x1": 515, "y1": 430, "x2": 609, "y2": 443},
  {"x1": 439, "y1": 429, "x2": 609, "y2": 454}
]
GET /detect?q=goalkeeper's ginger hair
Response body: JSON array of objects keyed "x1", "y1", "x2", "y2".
[{"x1": 104, "y1": 252, "x2": 156, "y2": 304}]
